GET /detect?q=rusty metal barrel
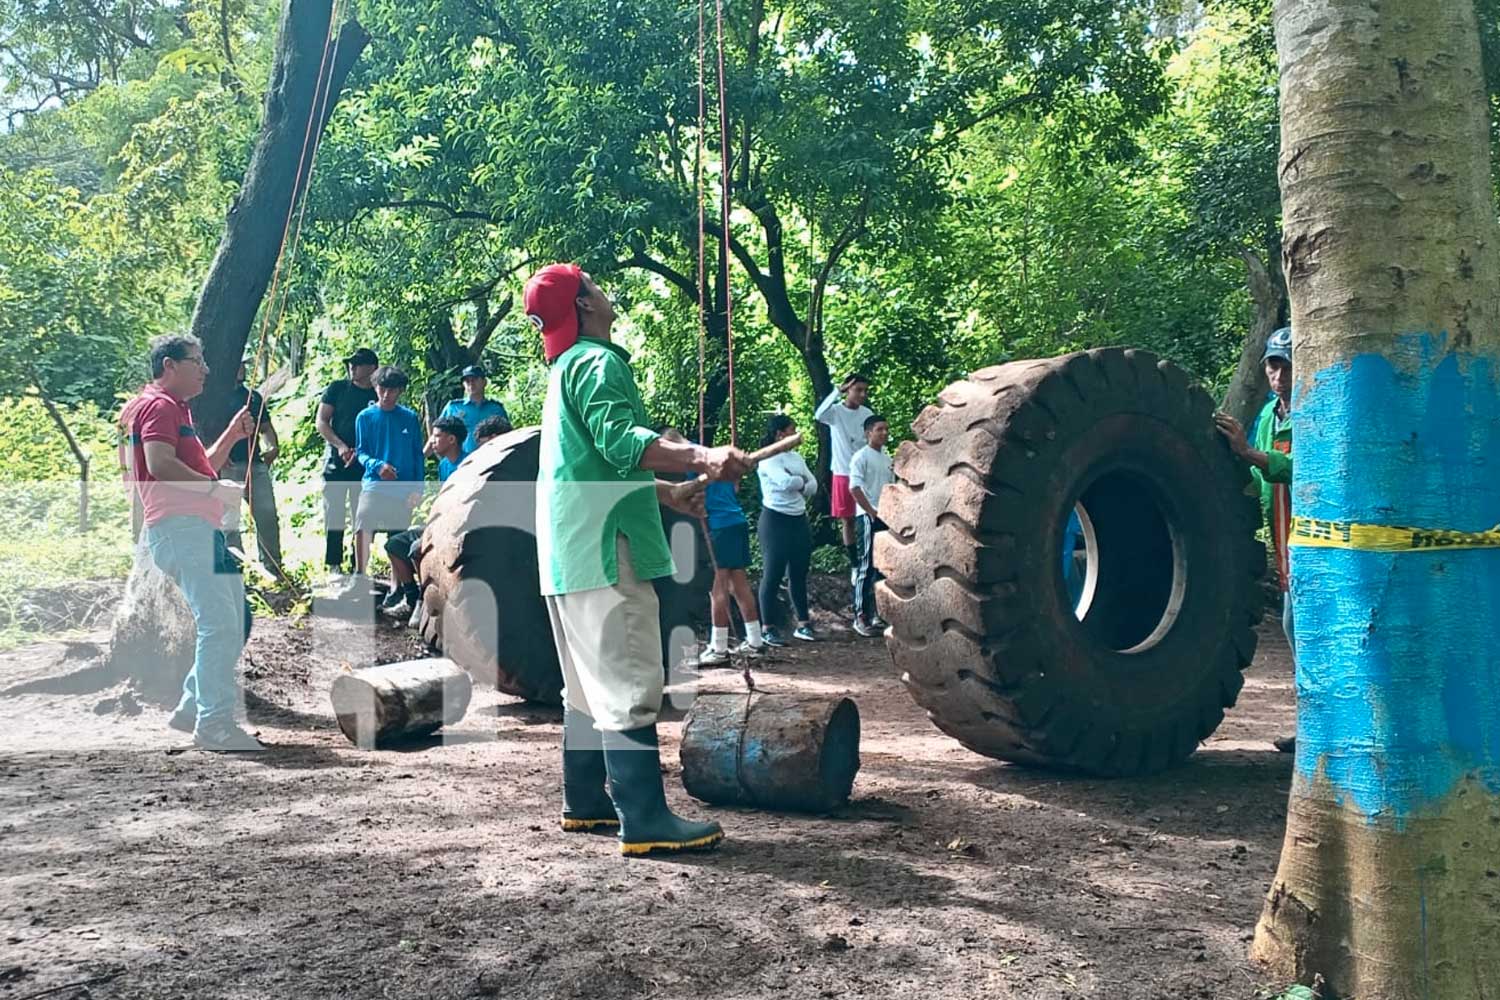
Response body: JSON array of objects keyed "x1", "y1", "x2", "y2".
[
  {"x1": 680, "y1": 693, "x2": 860, "y2": 813},
  {"x1": 330, "y1": 658, "x2": 473, "y2": 747}
]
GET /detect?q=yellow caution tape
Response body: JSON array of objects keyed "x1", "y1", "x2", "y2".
[{"x1": 1290, "y1": 516, "x2": 1500, "y2": 551}]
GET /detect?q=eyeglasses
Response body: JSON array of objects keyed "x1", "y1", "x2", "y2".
[{"x1": 174, "y1": 356, "x2": 208, "y2": 368}]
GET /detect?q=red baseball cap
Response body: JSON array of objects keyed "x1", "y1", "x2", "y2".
[{"x1": 524, "y1": 263, "x2": 584, "y2": 362}]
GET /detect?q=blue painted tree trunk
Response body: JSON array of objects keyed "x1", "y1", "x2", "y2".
[{"x1": 1252, "y1": 1, "x2": 1500, "y2": 996}]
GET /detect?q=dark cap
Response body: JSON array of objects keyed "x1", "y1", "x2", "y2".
[
  {"x1": 1262, "y1": 327, "x2": 1292, "y2": 365},
  {"x1": 343, "y1": 347, "x2": 379, "y2": 366},
  {"x1": 461, "y1": 364, "x2": 486, "y2": 379}
]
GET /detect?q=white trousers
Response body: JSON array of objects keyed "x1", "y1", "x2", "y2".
[{"x1": 545, "y1": 535, "x2": 664, "y2": 732}]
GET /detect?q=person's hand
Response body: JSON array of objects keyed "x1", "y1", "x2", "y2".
[
  {"x1": 339, "y1": 444, "x2": 357, "y2": 467},
  {"x1": 406, "y1": 491, "x2": 422, "y2": 509},
  {"x1": 666, "y1": 477, "x2": 708, "y2": 518},
  {"x1": 840, "y1": 374, "x2": 859, "y2": 394},
  {"x1": 1213, "y1": 413, "x2": 1251, "y2": 458},
  {"x1": 229, "y1": 406, "x2": 255, "y2": 440},
  {"x1": 261, "y1": 444, "x2": 279, "y2": 467},
  {"x1": 379, "y1": 463, "x2": 398, "y2": 481},
  {"x1": 698, "y1": 445, "x2": 752, "y2": 482}
]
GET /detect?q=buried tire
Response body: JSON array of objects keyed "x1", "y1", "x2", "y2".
[
  {"x1": 417, "y1": 427, "x2": 711, "y2": 704},
  {"x1": 874, "y1": 348, "x2": 1266, "y2": 776}
]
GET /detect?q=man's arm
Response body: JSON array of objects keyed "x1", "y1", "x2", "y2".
[
  {"x1": 571, "y1": 354, "x2": 750, "y2": 480},
  {"x1": 259, "y1": 418, "x2": 279, "y2": 465},
  {"x1": 355, "y1": 412, "x2": 384, "y2": 476},
  {"x1": 203, "y1": 408, "x2": 252, "y2": 471},
  {"x1": 143, "y1": 442, "x2": 242, "y2": 506},
  {"x1": 1213, "y1": 413, "x2": 1286, "y2": 479},
  {"x1": 317, "y1": 400, "x2": 356, "y2": 466},
  {"x1": 813, "y1": 388, "x2": 841, "y2": 423},
  {"x1": 848, "y1": 455, "x2": 879, "y2": 519}
]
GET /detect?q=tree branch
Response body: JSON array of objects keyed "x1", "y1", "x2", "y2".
[
  {"x1": 352, "y1": 199, "x2": 498, "y2": 225},
  {"x1": 624, "y1": 251, "x2": 700, "y2": 301}
]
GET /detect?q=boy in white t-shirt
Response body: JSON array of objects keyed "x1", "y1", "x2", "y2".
[
  {"x1": 847, "y1": 414, "x2": 893, "y2": 636},
  {"x1": 814, "y1": 372, "x2": 873, "y2": 568}
]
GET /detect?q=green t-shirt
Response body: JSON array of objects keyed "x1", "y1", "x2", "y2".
[{"x1": 536, "y1": 337, "x2": 675, "y2": 595}]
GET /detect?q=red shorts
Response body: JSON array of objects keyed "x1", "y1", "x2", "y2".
[{"x1": 830, "y1": 474, "x2": 855, "y2": 518}]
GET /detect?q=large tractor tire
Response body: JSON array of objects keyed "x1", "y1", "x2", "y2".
[
  {"x1": 875, "y1": 348, "x2": 1265, "y2": 776},
  {"x1": 417, "y1": 428, "x2": 562, "y2": 703},
  {"x1": 417, "y1": 427, "x2": 711, "y2": 704}
]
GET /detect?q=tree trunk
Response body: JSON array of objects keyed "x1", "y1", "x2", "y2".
[
  {"x1": 1219, "y1": 249, "x2": 1284, "y2": 429},
  {"x1": 189, "y1": 0, "x2": 368, "y2": 442},
  {"x1": 1251, "y1": 2, "x2": 1500, "y2": 996}
]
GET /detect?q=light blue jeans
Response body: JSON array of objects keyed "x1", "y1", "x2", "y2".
[{"x1": 145, "y1": 515, "x2": 247, "y2": 726}]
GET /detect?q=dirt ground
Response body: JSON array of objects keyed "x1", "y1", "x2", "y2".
[{"x1": 0, "y1": 580, "x2": 1295, "y2": 1000}]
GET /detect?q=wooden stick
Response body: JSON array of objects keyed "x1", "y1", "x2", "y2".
[{"x1": 670, "y1": 433, "x2": 804, "y2": 502}]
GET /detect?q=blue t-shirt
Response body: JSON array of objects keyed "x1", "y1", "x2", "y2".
[
  {"x1": 438, "y1": 456, "x2": 459, "y2": 482},
  {"x1": 440, "y1": 398, "x2": 510, "y2": 455},
  {"x1": 704, "y1": 480, "x2": 746, "y2": 531},
  {"x1": 355, "y1": 404, "x2": 424, "y2": 492}
]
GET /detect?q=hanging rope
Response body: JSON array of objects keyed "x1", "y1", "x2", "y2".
[
  {"x1": 695, "y1": 0, "x2": 708, "y2": 449},
  {"x1": 714, "y1": 0, "x2": 736, "y2": 448},
  {"x1": 235, "y1": 0, "x2": 345, "y2": 580}
]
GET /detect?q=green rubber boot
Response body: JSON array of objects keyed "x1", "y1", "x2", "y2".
[
  {"x1": 561, "y1": 708, "x2": 619, "y2": 833},
  {"x1": 602, "y1": 725, "x2": 724, "y2": 856}
]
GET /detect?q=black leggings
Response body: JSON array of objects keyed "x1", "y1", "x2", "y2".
[{"x1": 758, "y1": 508, "x2": 812, "y2": 628}]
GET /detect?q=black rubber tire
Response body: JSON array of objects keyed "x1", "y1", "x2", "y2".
[
  {"x1": 416, "y1": 427, "x2": 711, "y2": 703},
  {"x1": 654, "y1": 506, "x2": 716, "y2": 672},
  {"x1": 417, "y1": 427, "x2": 563, "y2": 704},
  {"x1": 874, "y1": 348, "x2": 1266, "y2": 776}
]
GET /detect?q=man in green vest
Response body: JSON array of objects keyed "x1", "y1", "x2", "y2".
[
  {"x1": 1215, "y1": 325, "x2": 1294, "y2": 752},
  {"x1": 525, "y1": 263, "x2": 752, "y2": 856}
]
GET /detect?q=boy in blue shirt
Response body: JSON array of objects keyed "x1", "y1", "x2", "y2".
[
  {"x1": 662, "y1": 428, "x2": 766, "y2": 665},
  {"x1": 380, "y1": 414, "x2": 466, "y2": 620},
  {"x1": 438, "y1": 364, "x2": 511, "y2": 456},
  {"x1": 353, "y1": 366, "x2": 423, "y2": 578}
]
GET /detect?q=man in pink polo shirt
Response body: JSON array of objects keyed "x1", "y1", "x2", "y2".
[{"x1": 126, "y1": 334, "x2": 260, "y2": 751}]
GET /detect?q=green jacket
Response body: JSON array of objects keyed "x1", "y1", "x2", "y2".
[
  {"x1": 1251, "y1": 395, "x2": 1293, "y2": 530},
  {"x1": 536, "y1": 337, "x2": 675, "y2": 596}
]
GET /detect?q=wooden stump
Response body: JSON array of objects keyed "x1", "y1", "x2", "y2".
[
  {"x1": 330, "y1": 658, "x2": 473, "y2": 748},
  {"x1": 680, "y1": 693, "x2": 860, "y2": 813}
]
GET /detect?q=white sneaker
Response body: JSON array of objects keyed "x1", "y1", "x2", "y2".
[
  {"x1": 851, "y1": 618, "x2": 879, "y2": 637},
  {"x1": 698, "y1": 647, "x2": 731, "y2": 667},
  {"x1": 734, "y1": 641, "x2": 766, "y2": 658}
]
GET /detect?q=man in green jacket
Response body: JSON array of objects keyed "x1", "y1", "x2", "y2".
[
  {"x1": 1215, "y1": 325, "x2": 1294, "y2": 752},
  {"x1": 525, "y1": 262, "x2": 751, "y2": 856}
]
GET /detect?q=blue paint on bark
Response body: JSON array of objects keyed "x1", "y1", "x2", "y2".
[{"x1": 1291, "y1": 333, "x2": 1500, "y2": 823}]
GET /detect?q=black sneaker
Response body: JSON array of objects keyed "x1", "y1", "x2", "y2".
[
  {"x1": 762, "y1": 627, "x2": 788, "y2": 648},
  {"x1": 193, "y1": 721, "x2": 266, "y2": 753},
  {"x1": 168, "y1": 704, "x2": 196, "y2": 734},
  {"x1": 380, "y1": 594, "x2": 415, "y2": 620}
]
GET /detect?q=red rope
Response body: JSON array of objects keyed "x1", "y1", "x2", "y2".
[
  {"x1": 714, "y1": 0, "x2": 736, "y2": 448},
  {"x1": 695, "y1": 0, "x2": 707, "y2": 448}
]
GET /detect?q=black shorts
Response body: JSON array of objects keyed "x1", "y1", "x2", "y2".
[
  {"x1": 709, "y1": 522, "x2": 751, "y2": 571},
  {"x1": 385, "y1": 527, "x2": 422, "y2": 564}
]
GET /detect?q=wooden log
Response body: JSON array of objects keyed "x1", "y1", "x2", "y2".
[
  {"x1": 680, "y1": 693, "x2": 860, "y2": 813},
  {"x1": 330, "y1": 658, "x2": 472, "y2": 748}
]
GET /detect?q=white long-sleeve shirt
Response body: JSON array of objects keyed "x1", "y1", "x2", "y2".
[
  {"x1": 814, "y1": 389, "x2": 873, "y2": 476},
  {"x1": 757, "y1": 450, "x2": 818, "y2": 516}
]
